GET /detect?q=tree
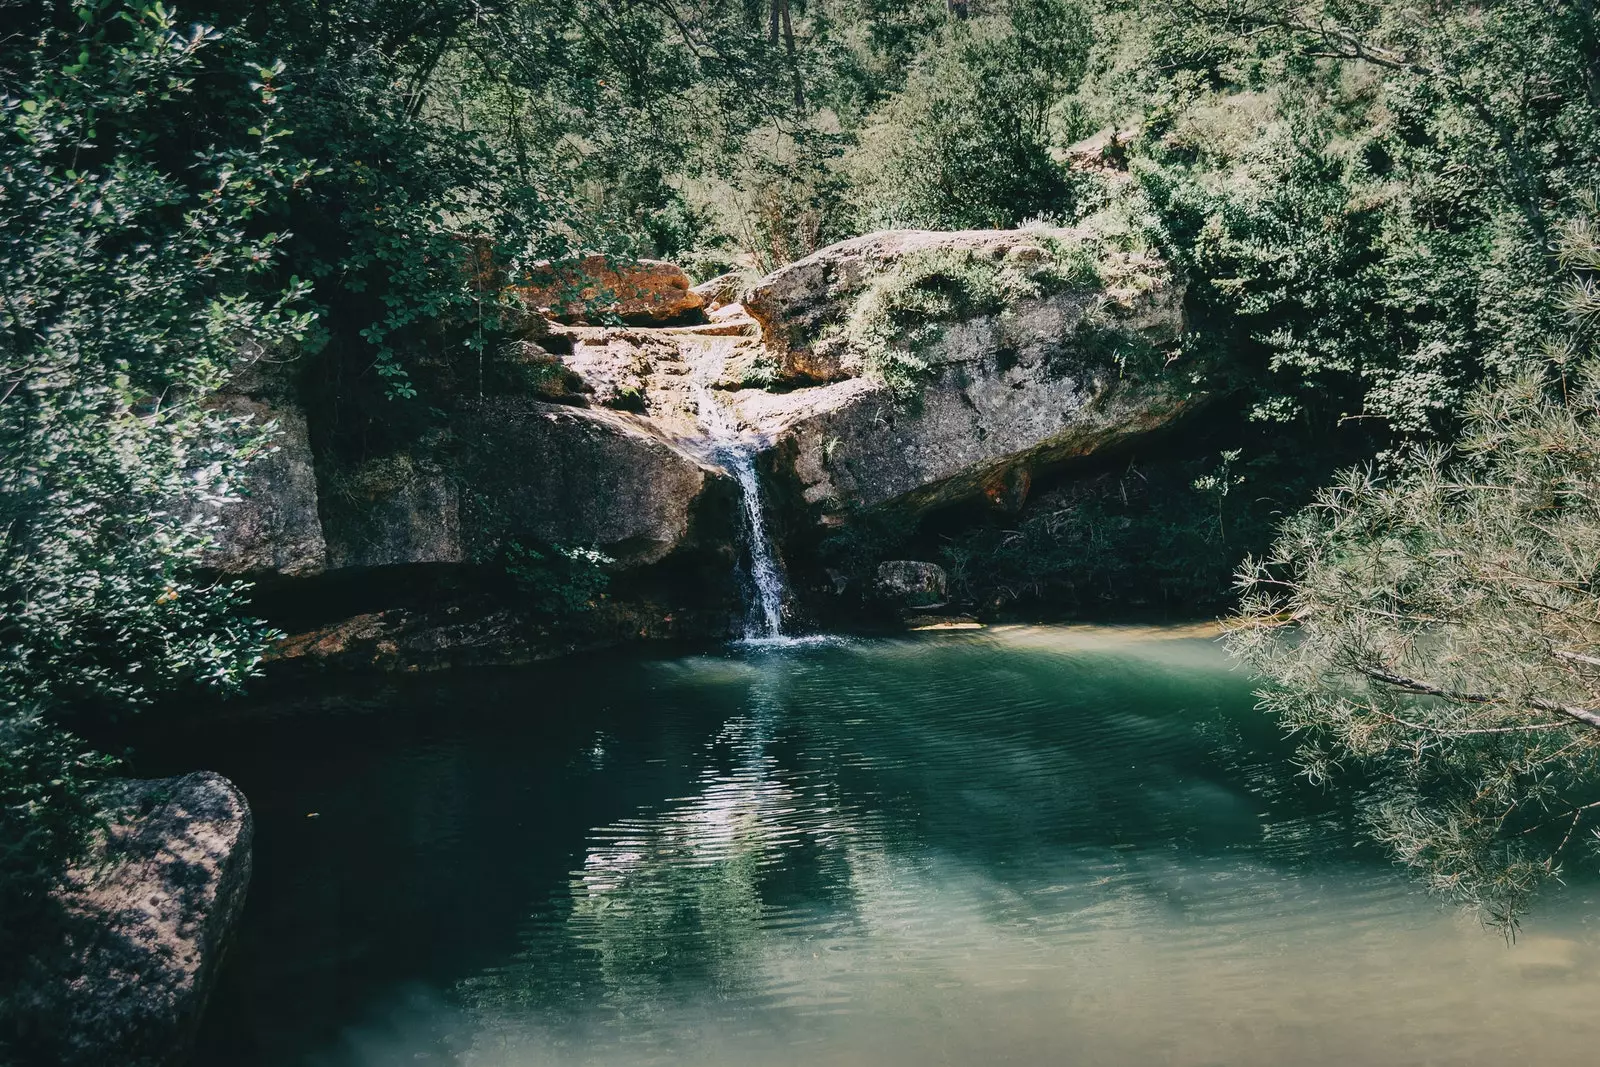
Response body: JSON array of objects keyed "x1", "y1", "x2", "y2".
[
  {"x1": 1134, "y1": 0, "x2": 1599, "y2": 441},
  {"x1": 1228, "y1": 208, "x2": 1600, "y2": 929},
  {"x1": 844, "y1": 0, "x2": 1091, "y2": 230},
  {"x1": 0, "y1": 0, "x2": 311, "y2": 976}
]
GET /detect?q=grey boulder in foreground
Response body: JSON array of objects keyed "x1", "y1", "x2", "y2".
[{"x1": 8, "y1": 772, "x2": 252, "y2": 1067}]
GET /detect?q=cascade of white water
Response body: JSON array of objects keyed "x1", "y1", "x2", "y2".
[{"x1": 688, "y1": 340, "x2": 786, "y2": 640}]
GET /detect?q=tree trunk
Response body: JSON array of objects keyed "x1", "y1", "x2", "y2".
[{"x1": 781, "y1": 0, "x2": 805, "y2": 114}]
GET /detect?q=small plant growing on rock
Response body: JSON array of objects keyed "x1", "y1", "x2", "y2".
[
  {"x1": 505, "y1": 541, "x2": 615, "y2": 616},
  {"x1": 837, "y1": 239, "x2": 1106, "y2": 396}
]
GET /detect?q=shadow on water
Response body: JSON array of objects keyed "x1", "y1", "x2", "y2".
[{"x1": 129, "y1": 626, "x2": 1600, "y2": 1067}]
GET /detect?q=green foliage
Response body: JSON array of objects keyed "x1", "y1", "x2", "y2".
[
  {"x1": 837, "y1": 235, "x2": 1104, "y2": 393},
  {"x1": 0, "y1": 0, "x2": 309, "y2": 971},
  {"x1": 941, "y1": 446, "x2": 1322, "y2": 614},
  {"x1": 1228, "y1": 213, "x2": 1600, "y2": 928},
  {"x1": 0, "y1": 714, "x2": 116, "y2": 976},
  {"x1": 505, "y1": 541, "x2": 614, "y2": 617},
  {"x1": 0, "y1": 2, "x2": 310, "y2": 713},
  {"x1": 1128, "y1": 0, "x2": 1600, "y2": 443},
  {"x1": 846, "y1": 0, "x2": 1092, "y2": 230}
]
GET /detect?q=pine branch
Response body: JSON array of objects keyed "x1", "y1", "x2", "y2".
[{"x1": 1358, "y1": 664, "x2": 1600, "y2": 731}]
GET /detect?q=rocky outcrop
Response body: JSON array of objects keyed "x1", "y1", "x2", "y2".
[
  {"x1": 267, "y1": 399, "x2": 730, "y2": 576},
  {"x1": 732, "y1": 228, "x2": 1192, "y2": 517},
  {"x1": 513, "y1": 256, "x2": 705, "y2": 326},
  {"x1": 8, "y1": 773, "x2": 252, "y2": 1067},
  {"x1": 201, "y1": 346, "x2": 327, "y2": 577},
  {"x1": 456, "y1": 399, "x2": 730, "y2": 568},
  {"x1": 741, "y1": 227, "x2": 1118, "y2": 381},
  {"x1": 323, "y1": 446, "x2": 463, "y2": 570},
  {"x1": 206, "y1": 223, "x2": 1194, "y2": 660}
]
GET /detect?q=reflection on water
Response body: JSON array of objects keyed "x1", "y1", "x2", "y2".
[{"x1": 147, "y1": 627, "x2": 1600, "y2": 1066}]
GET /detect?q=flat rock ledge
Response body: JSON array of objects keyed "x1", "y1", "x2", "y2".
[{"x1": 7, "y1": 772, "x2": 253, "y2": 1067}]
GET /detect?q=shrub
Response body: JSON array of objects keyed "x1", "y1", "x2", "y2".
[
  {"x1": 0, "y1": 715, "x2": 116, "y2": 977},
  {"x1": 505, "y1": 542, "x2": 614, "y2": 617},
  {"x1": 844, "y1": 0, "x2": 1091, "y2": 230},
  {"x1": 0, "y1": 0, "x2": 311, "y2": 964},
  {"x1": 1227, "y1": 212, "x2": 1600, "y2": 929}
]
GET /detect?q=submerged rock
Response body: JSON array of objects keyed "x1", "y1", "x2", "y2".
[{"x1": 7, "y1": 773, "x2": 252, "y2": 1067}]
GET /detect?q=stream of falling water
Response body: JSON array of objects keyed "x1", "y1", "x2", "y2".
[{"x1": 688, "y1": 340, "x2": 786, "y2": 640}]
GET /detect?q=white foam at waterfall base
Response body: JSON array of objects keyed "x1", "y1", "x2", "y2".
[{"x1": 688, "y1": 341, "x2": 788, "y2": 640}]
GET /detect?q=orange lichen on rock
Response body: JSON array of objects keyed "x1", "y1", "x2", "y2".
[{"x1": 512, "y1": 256, "x2": 705, "y2": 326}]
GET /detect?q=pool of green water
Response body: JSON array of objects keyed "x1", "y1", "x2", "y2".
[{"x1": 139, "y1": 625, "x2": 1600, "y2": 1066}]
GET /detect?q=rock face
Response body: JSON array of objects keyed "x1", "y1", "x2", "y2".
[
  {"x1": 205, "y1": 223, "x2": 1194, "y2": 662},
  {"x1": 875, "y1": 560, "x2": 949, "y2": 608},
  {"x1": 457, "y1": 399, "x2": 730, "y2": 568},
  {"x1": 201, "y1": 349, "x2": 327, "y2": 577},
  {"x1": 323, "y1": 447, "x2": 464, "y2": 570},
  {"x1": 306, "y1": 402, "x2": 730, "y2": 574},
  {"x1": 513, "y1": 256, "x2": 706, "y2": 326},
  {"x1": 9, "y1": 773, "x2": 253, "y2": 1067},
  {"x1": 733, "y1": 229, "x2": 1192, "y2": 518}
]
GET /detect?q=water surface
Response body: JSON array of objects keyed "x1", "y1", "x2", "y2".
[{"x1": 144, "y1": 626, "x2": 1600, "y2": 1066}]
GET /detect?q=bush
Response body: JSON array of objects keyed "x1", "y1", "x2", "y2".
[
  {"x1": 0, "y1": 715, "x2": 116, "y2": 977},
  {"x1": 833, "y1": 235, "x2": 1103, "y2": 393},
  {"x1": 1227, "y1": 212, "x2": 1600, "y2": 929},
  {"x1": 0, "y1": 1, "x2": 310, "y2": 963},
  {"x1": 844, "y1": 0, "x2": 1091, "y2": 230},
  {"x1": 505, "y1": 542, "x2": 614, "y2": 617}
]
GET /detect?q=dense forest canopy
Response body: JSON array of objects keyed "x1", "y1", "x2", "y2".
[{"x1": 2, "y1": 0, "x2": 1599, "y2": 1020}]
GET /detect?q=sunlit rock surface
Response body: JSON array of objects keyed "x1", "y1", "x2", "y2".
[
  {"x1": 741, "y1": 263, "x2": 1188, "y2": 516},
  {"x1": 511, "y1": 255, "x2": 706, "y2": 326},
  {"x1": 8, "y1": 773, "x2": 252, "y2": 1067}
]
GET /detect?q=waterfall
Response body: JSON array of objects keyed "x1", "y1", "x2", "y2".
[{"x1": 688, "y1": 340, "x2": 787, "y2": 640}]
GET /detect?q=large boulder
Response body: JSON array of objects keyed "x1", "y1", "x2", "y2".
[
  {"x1": 875, "y1": 560, "x2": 949, "y2": 608},
  {"x1": 323, "y1": 447, "x2": 464, "y2": 570},
  {"x1": 513, "y1": 256, "x2": 706, "y2": 326},
  {"x1": 457, "y1": 399, "x2": 731, "y2": 568},
  {"x1": 728, "y1": 228, "x2": 1193, "y2": 518},
  {"x1": 7, "y1": 773, "x2": 253, "y2": 1067}
]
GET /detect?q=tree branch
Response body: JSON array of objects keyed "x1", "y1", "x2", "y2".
[{"x1": 1358, "y1": 664, "x2": 1600, "y2": 731}]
